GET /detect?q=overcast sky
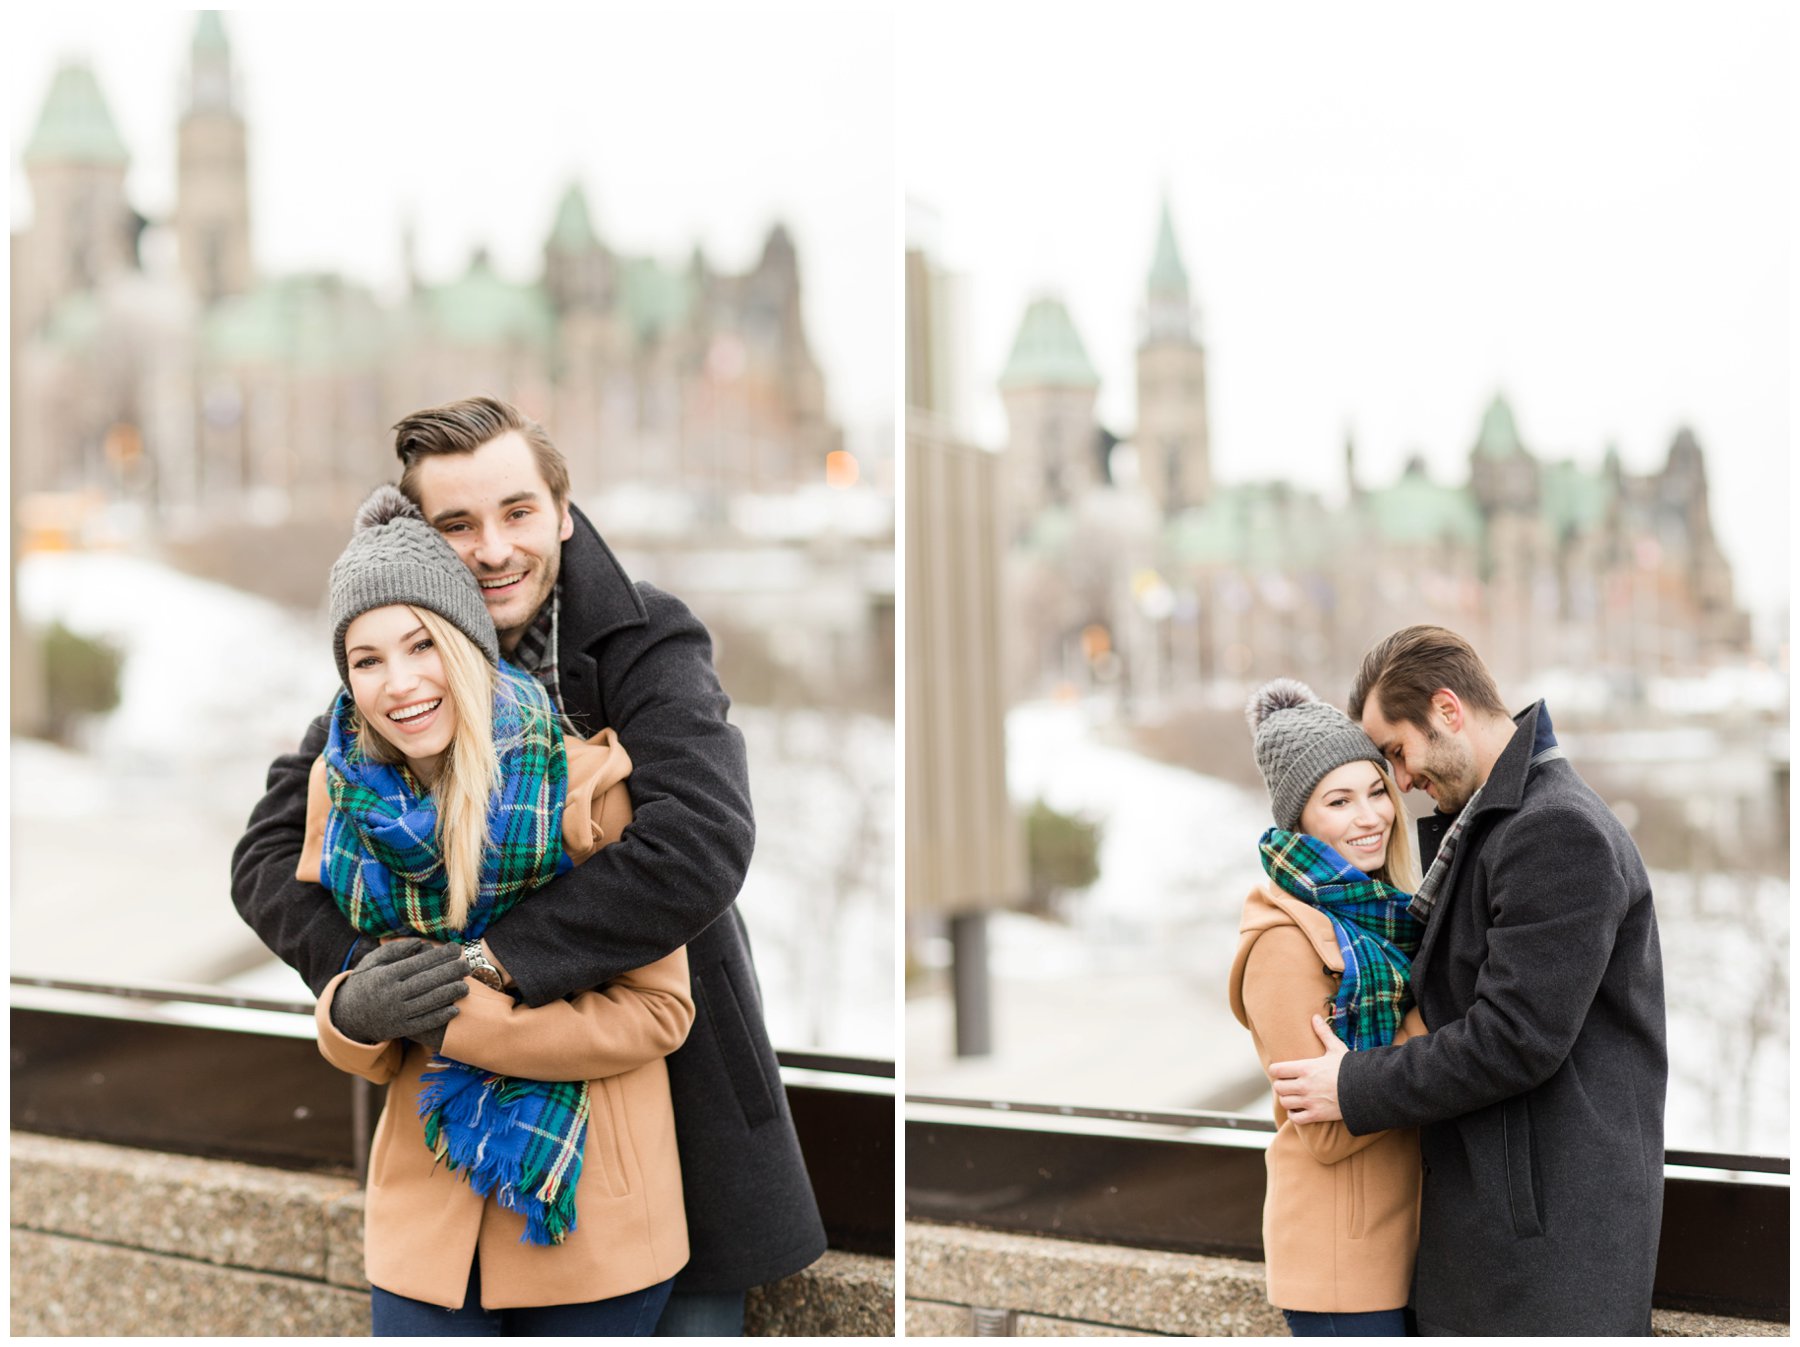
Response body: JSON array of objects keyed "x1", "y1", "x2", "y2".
[
  {"x1": 905, "y1": 2, "x2": 1789, "y2": 629},
  {"x1": 10, "y1": 4, "x2": 894, "y2": 449}
]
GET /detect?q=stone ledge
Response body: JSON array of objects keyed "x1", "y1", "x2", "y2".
[
  {"x1": 11, "y1": 1134, "x2": 891, "y2": 1336},
  {"x1": 749, "y1": 1250, "x2": 895, "y2": 1337},
  {"x1": 907, "y1": 1222, "x2": 1282, "y2": 1337},
  {"x1": 11, "y1": 1132, "x2": 360, "y2": 1282},
  {"x1": 906, "y1": 1222, "x2": 1788, "y2": 1338},
  {"x1": 11, "y1": 1229, "x2": 370, "y2": 1337}
]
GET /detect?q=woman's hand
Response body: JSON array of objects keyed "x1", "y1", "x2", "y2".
[{"x1": 329, "y1": 939, "x2": 469, "y2": 1045}]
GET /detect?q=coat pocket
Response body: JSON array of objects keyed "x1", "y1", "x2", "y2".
[
  {"x1": 1343, "y1": 1149, "x2": 1367, "y2": 1239},
  {"x1": 1501, "y1": 1096, "x2": 1545, "y2": 1237},
  {"x1": 584, "y1": 1076, "x2": 632, "y2": 1198},
  {"x1": 695, "y1": 960, "x2": 780, "y2": 1129}
]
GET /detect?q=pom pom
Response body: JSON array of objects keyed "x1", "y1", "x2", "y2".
[
  {"x1": 1245, "y1": 677, "x2": 1317, "y2": 733},
  {"x1": 353, "y1": 483, "x2": 423, "y2": 533}
]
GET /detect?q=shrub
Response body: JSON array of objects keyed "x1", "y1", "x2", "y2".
[
  {"x1": 1025, "y1": 797, "x2": 1103, "y2": 916},
  {"x1": 42, "y1": 622, "x2": 123, "y2": 744}
]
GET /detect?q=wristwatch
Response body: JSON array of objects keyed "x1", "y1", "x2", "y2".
[{"x1": 460, "y1": 942, "x2": 504, "y2": 991}]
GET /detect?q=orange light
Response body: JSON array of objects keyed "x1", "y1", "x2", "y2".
[
  {"x1": 825, "y1": 450, "x2": 860, "y2": 488},
  {"x1": 103, "y1": 422, "x2": 142, "y2": 466},
  {"x1": 1080, "y1": 624, "x2": 1112, "y2": 660}
]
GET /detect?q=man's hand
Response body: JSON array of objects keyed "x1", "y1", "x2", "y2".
[
  {"x1": 328, "y1": 939, "x2": 468, "y2": 1046},
  {"x1": 1270, "y1": 1014, "x2": 1349, "y2": 1123}
]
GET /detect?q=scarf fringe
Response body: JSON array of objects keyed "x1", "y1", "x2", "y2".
[{"x1": 417, "y1": 1061, "x2": 585, "y2": 1246}]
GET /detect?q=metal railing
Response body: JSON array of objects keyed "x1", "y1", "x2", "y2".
[
  {"x1": 11, "y1": 975, "x2": 895, "y2": 1257},
  {"x1": 905, "y1": 1094, "x2": 1789, "y2": 1322}
]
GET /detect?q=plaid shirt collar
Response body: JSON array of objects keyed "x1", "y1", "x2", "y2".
[{"x1": 506, "y1": 582, "x2": 577, "y2": 731}]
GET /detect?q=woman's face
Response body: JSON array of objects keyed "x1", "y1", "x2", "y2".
[
  {"x1": 1298, "y1": 760, "x2": 1396, "y2": 873},
  {"x1": 344, "y1": 605, "x2": 458, "y2": 784}
]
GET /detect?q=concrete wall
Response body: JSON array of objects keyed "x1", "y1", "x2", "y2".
[
  {"x1": 9, "y1": 1134, "x2": 891, "y2": 1336},
  {"x1": 905, "y1": 1222, "x2": 1786, "y2": 1338}
]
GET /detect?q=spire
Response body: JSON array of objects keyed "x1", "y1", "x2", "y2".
[
  {"x1": 549, "y1": 182, "x2": 598, "y2": 250},
  {"x1": 194, "y1": 10, "x2": 229, "y2": 53},
  {"x1": 999, "y1": 296, "x2": 1100, "y2": 391},
  {"x1": 1473, "y1": 393, "x2": 1525, "y2": 458},
  {"x1": 1147, "y1": 193, "x2": 1189, "y2": 298},
  {"x1": 1143, "y1": 193, "x2": 1194, "y2": 344},
  {"x1": 24, "y1": 62, "x2": 129, "y2": 166},
  {"x1": 185, "y1": 10, "x2": 236, "y2": 114}
]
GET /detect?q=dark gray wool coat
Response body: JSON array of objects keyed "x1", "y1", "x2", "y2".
[
  {"x1": 1337, "y1": 701, "x2": 1666, "y2": 1336},
  {"x1": 231, "y1": 504, "x2": 828, "y2": 1294}
]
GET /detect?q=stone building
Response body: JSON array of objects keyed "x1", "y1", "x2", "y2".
[
  {"x1": 13, "y1": 13, "x2": 841, "y2": 542},
  {"x1": 998, "y1": 200, "x2": 1750, "y2": 703}
]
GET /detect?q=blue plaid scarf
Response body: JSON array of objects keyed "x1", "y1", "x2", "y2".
[
  {"x1": 321, "y1": 662, "x2": 589, "y2": 1245},
  {"x1": 1258, "y1": 828, "x2": 1423, "y2": 1050}
]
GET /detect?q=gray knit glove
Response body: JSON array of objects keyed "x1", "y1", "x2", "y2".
[{"x1": 328, "y1": 939, "x2": 469, "y2": 1046}]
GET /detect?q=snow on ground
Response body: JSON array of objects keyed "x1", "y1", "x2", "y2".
[
  {"x1": 14, "y1": 549, "x2": 894, "y2": 1060},
  {"x1": 909, "y1": 699, "x2": 1790, "y2": 1155}
]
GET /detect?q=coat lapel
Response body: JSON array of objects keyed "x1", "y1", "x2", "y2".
[
  {"x1": 1407, "y1": 702, "x2": 1544, "y2": 988},
  {"x1": 555, "y1": 504, "x2": 648, "y2": 723}
]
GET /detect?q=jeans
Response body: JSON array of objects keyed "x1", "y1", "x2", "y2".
[
  {"x1": 1283, "y1": 1307, "x2": 1409, "y2": 1337},
  {"x1": 370, "y1": 1255, "x2": 674, "y2": 1336},
  {"x1": 654, "y1": 1288, "x2": 748, "y2": 1336}
]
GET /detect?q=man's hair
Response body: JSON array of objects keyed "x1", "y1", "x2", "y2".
[
  {"x1": 393, "y1": 396, "x2": 570, "y2": 506},
  {"x1": 1348, "y1": 625, "x2": 1508, "y2": 729}
]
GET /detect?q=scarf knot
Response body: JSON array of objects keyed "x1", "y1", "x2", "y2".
[
  {"x1": 322, "y1": 661, "x2": 588, "y2": 1245},
  {"x1": 1258, "y1": 827, "x2": 1423, "y2": 1051}
]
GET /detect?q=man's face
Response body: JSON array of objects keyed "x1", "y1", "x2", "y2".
[
  {"x1": 410, "y1": 431, "x2": 574, "y2": 652},
  {"x1": 1360, "y1": 695, "x2": 1481, "y2": 814}
]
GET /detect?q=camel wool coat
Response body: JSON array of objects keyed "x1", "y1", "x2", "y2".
[
  {"x1": 302, "y1": 730, "x2": 694, "y2": 1310},
  {"x1": 1228, "y1": 880, "x2": 1425, "y2": 1313}
]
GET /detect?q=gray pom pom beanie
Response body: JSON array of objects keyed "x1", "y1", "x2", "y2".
[
  {"x1": 1245, "y1": 677, "x2": 1386, "y2": 831},
  {"x1": 328, "y1": 484, "x2": 500, "y2": 684}
]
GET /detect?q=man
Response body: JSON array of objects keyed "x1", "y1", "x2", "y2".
[
  {"x1": 1269, "y1": 625, "x2": 1666, "y2": 1336},
  {"x1": 232, "y1": 396, "x2": 827, "y2": 1335}
]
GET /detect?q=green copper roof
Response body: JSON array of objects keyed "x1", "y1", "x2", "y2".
[
  {"x1": 618, "y1": 257, "x2": 694, "y2": 340},
  {"x1": 1364, "y1": 458, "x2": 1483, "y2": 546},
  {"x1": 1168, "y1": 482, "x2": 1346, "y2": 568},
  {"x1": 1473, "y1": 393, "x2": 1524, "y2": 458},
  {"x1": 1541, "y1": 459, "x2": 1610, "y2": 537},
  {"x1": 194, "y1": 11, "x2": 229, "y2": 51},
  {"x1": 999, "y1": 297, "x2": 1099, "y2": 390},
  {"x1": 550, "y1": 183, "x2": 597, "y2": 250},
  {"x1": 424, "y1": 252, "x2": 555, "y2": 348},
  {"x1": 203, "y1": 275, "x2": 390, "y2": 371},
  {"x1": 1148, "y1": 196, "x2": 1188, "y2": 295},
  {"x1": 24, "y1": 63, "x2": 129, "y2": 166}
]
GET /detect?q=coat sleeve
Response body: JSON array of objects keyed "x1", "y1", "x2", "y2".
[
  {"x1": 313, "y1": 971, "x2": 406, "y2": 1085},
  {"x1": 230, "y1": 715, "x2": 374, "y2": 996},
  {"x1": 1339, "y1": 804, "x2": 1629, "y2": 1134},
  {"x1": 1241, "y1": 926, "x2": 1416, "y2": 1164},
  {"x1": 439, "y1": 950, "x2": 694, "y2": 1081},
  {"x1": 481, "y1": 587, "x2": 756, "y2": 1007}
]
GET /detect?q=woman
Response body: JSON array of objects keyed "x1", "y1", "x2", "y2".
[
  {"x1": 299, "y1": 484, "x2": 689, "y2": 1335},
  {"x1": 1227, "y1": 678, "x2": 1427, "y2": 1338}
]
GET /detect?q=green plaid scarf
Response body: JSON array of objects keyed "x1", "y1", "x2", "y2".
[
  {"x1": 321, "y1": 662, "x2": 588, "y2": 1245},
  {"x1": 1258, "y1": 827, "x2": 1423, "y2": 1051}
]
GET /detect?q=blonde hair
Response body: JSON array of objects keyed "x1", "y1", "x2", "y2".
[
  {"x1": 1377, "y1": 762, "x2": 1422, "y2": 894},
  {"x1": 351, "y1": 606, "x2": 500, "y2": 931}
]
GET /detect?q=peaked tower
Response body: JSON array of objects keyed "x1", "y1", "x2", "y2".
[
  {"x1": 999, "y1": 295, "x2": 1102, "y2": 533},
  {"x1": 18, "y1": 61, "x2": 136, "y2": 328},
  {"x1": 176, "y1": 10, "x2": 252, "y2": 304},
  {"x1": 543, "y1": 181, "x2": 612, "y2": 313},
  {"x1": 1134, "y1": 193, "x2": 1210, "y2": 514}
]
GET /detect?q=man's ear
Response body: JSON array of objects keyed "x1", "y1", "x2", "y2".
[
  {"x1": 1431, "y1": 688, "x2": 1464, "y2": 733},
  {"x1": 558, "y1": 504, "x2": 574, "y2": 542}
]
